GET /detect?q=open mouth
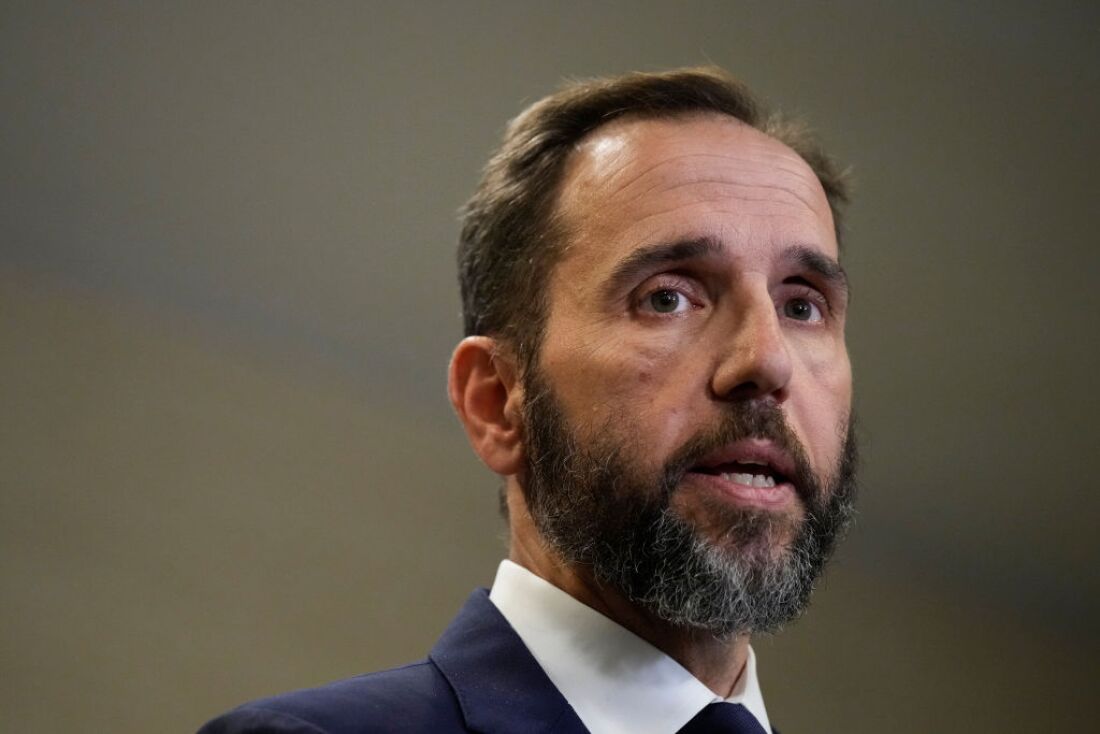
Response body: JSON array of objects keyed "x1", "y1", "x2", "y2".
[
  {"x1": 682, "y1": 440, "x2": 801, "y2": 509},
  {"x1": 692, "y1": 460, "x2": 788, "y2": 489}
]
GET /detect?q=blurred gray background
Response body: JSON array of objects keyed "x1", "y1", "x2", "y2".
[{"x1": 2, "y1": 1, "x2": 1098, "y2": 732}]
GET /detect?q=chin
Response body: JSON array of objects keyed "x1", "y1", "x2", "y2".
[{"x1": 679, "y1": 487, "x2": 805, "y2": 554}]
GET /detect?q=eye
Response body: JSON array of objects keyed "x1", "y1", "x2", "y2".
[
  {"x1": 646, "y1": 288, "x2": 691, "y2": 314},
  {"x1": 783, "y1": 297, "x2": 823, "y2": 322}
]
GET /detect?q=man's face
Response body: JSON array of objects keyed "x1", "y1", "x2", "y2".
[{"x1": 518, "y1": 114, "x2": 856, "y2": 634}]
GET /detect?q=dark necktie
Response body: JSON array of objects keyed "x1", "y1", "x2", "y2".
[{"x1": 676, "y1": 702, "x2": 768, "y2": 734}]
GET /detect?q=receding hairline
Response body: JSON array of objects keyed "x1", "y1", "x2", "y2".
[
  {"x1": 550, "y1": 110, "x2": 839, "y2": 255},
  {"x1": 563, "y1": 110, "x2": 829, "y2": 194}
]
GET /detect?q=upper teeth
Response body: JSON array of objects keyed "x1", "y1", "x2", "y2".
[{"x1": 722, "y1": 472, "x2": 776, "y2": 488}]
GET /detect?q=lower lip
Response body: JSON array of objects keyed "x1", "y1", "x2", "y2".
[{"x1": 686, "y1": 472, "x2": 797, "y2": 510}]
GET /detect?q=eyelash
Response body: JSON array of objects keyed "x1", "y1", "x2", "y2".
[
  {"x1": 782, "y1": 284, "x2": 831, "y2": 320},
  {"x1": 634, "y1": 277, "x2": 702, "y2": 316},
  {"x1": 632, "y1": 278, "x2": 833, "y2": 322}
]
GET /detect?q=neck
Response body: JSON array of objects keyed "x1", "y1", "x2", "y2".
[{"x1": 505, "y1": 487, "x2": 750, "y2": 698}]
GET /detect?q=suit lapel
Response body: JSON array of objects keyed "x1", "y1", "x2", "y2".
[{"x1": 430, "y1": 589, "x2": 588, "y2": 734}]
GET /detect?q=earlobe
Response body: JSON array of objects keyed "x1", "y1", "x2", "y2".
[{"x1": 447, "y1": 337, "x2": 525, "y2": 476}]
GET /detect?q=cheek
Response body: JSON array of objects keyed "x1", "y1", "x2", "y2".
[
  {"x1": 543, "y1": 330, "x2": 699, "y2": 449},
  {"x1": 612, "y1": 338, "x2": 708, "y2": 450},
  {"x1": 792, "y1": 333, "x2": 851, "y2": 399},
  {"x1": 788, "y1": 337, "x2": 851, "y2": 462},
  {"x1": 548, "y1": 316, "x2": 681, "y2": 391}
]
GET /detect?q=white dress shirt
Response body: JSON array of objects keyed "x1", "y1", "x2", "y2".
[{"x1": 489, "y1": 560, "x2": 772, "y2": 734}]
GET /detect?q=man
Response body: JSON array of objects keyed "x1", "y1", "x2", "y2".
[{"x1": 200, "y1": 67, "x2": 857, "y2": 734}]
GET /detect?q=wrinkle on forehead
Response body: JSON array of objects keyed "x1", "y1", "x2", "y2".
[
  {"x1": 608, "y1": 150, "x2": 819, "y2": 206},
  {"x1": 630, "y1": 177, "x2": 827, "y2": 222},
  {"x1": 561, "y1": 115, "x2": 833, "y2": 239}
]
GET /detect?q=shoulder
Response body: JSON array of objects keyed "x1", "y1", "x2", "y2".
[{"x1": 197, "y1": 659, "x2": 466, "y2": 734}]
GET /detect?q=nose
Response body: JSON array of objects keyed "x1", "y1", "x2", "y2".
[{"x1": 710, "y1": 295, "x2": 793, "y2": 403}]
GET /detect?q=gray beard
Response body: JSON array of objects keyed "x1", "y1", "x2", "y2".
[{"x1": 519, "y1": 367, "x2": 858, "y2": 637}]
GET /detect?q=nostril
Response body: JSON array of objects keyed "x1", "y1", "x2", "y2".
[
  {"x1": 724, "y1": 380, "x2": 761, "y2": 400},
  {"x1": 712, "y1": 340, "x2": 793, "y2": 402},
  {"x1": 717, "y1": 379, "x2": 789, "y2": 403}
]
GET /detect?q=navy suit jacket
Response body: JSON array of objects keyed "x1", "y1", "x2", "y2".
[{"x1": 198, "y1": 589, "x2": 589, "y2": 733}]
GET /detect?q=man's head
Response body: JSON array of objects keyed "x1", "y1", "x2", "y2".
[
  {"x1": 458, "y1": 67, "x2": 849, "y2": 373},
  {"x1": 449, "y1": 68, "x2": 856, "y2": 637}
]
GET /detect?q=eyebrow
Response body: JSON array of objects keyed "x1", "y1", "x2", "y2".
[
  {"x1": 605, "y1": 237, "x2": 849, "y2": 300},
  {"x1": 605, "y1": 237, "x2": 724, "y2": 293},
  {"x1": 783, "y1": 244, "x2": 850, "y2": 301}
]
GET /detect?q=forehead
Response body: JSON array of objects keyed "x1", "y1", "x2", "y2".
[{"x1": 553, "y1": 113, "x2": 837, "y2": 270}]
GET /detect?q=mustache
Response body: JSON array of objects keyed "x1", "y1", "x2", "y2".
[{"x1": 658, "y1": 401, "x2": 819, "y2": 505}]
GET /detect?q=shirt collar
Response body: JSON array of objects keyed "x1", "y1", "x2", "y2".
[{"x1": 489, "y1": 560, "x2": 771, "y2": 734}]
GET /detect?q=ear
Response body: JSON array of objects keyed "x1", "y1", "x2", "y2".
[{"x1": 448, "y1": 336, "x2": 525, "y2": 476}]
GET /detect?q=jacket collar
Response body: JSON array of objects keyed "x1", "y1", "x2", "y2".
[{"x1": 429, "y1": 589, "x2": 588, "y2": 734}]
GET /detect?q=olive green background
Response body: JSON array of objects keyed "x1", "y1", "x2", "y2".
[{"x1": 2, "y1": 2, "x2": 1097, "y2": 732}]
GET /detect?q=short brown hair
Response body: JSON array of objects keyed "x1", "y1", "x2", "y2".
[{"x1": 458, "y1": 67, "x2": 849, "y2": 370}]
